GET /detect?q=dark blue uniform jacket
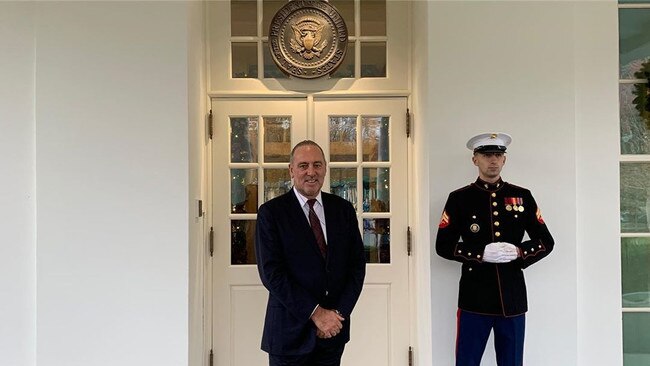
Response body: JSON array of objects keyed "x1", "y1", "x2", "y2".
[{"x1": 436, "y1": 178, "x2": 554, "y2": 316}]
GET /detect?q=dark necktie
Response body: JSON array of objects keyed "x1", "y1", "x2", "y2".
[{"x1": 307, "y1": 199, "x2": 327, "y2": 258}]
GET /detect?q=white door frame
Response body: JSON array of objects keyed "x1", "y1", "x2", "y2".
[{"x1": 202, "y1": 95, "x2": 428, "y2": 366}]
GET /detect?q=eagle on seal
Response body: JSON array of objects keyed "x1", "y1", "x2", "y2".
[{"x1": 290, "y1": 18, "x2": 328, "y2": 60}]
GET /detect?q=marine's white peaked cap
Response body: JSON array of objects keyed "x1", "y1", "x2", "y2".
[{"x1": 466, "y1": 132, "x2": 512, "y2": 153}]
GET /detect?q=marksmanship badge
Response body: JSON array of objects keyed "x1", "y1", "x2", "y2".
[{"x1": 269, "y1": 0, "x2": 348, "y2": 79}]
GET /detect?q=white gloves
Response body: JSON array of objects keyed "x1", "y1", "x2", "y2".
[{"x1": 482, "y1": 242, "x2": 519, "y2": 263}]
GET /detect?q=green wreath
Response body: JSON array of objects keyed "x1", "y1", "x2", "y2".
[{"x1": 633, "y1": 60, "x2": 650, "y2": 129}]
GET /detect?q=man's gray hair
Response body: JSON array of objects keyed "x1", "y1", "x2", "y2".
[{"x1": 289, "y1": 140, "x2": 326, "y2": 164}]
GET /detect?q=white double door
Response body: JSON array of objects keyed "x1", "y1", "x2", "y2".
[{"x1": 211, "y1": 97, "x2": 409, "y2": 365}]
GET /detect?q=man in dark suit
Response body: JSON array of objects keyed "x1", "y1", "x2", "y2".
[
  {"x1": 436, "y1": 133, "x2": 554, "y2": 366},
  {"x1": 255, "y1": 140, "x2": 366, "y2": 366}
]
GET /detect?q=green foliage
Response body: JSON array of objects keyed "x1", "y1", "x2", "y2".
[{"x1": 633, "y1": 60, "x2": 650, "y2": 129}]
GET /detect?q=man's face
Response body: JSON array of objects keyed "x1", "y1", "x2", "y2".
[
  {"x1": 472, "y1": 152, "x2": 506, "y2": 182},
  {"x1": 289, "y1": 145, "x2": 327, "y2": 199}
]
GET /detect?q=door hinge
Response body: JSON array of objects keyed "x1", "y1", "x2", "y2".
[
  {"x1": 407, "y1": 226, "x2": 412, "y2": 256},
  {"x1": 198, "y1": 199, "x2": 203, "y2": 218},
  {"x1": 408, "y1": 346, "x2": 413, "y2": 366},
  {"x1": 209, "y1": 349, "x2": 214, "y2": 366},
  {"x1": 208, "y1": 109, "x2": 213, "y2": 140},
  {"x1": 209, "y1": 227, "x2": 214, "y2": 257},
  {"x1": 406, "y1": 108, "x2": 411, "y2": 138}
]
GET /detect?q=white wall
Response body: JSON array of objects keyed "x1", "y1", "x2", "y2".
[
  {"x1": 0, "y1": 3, "x2": 36, "y2": 366},
  {"x1": 422, "y1": 2, "x2": 620, "y2": 365},
  {"x1": 574, "y1": 3, "x2": 622, "y2": 366},
  {"x1": 34, "y1": 2, "x2": 190, "y2": 365}
]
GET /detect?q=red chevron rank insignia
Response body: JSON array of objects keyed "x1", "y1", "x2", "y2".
[
  {"x1": 536, "y1": 207, "x2": 545, "y2": 224},
  {"x1": 439, "y1": 210, "x2": 450, "y2": 228}
]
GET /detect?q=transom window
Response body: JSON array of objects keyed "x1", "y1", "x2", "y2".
[{"x1": 229, "y1": 0, "x2": 387, "y2": 79}]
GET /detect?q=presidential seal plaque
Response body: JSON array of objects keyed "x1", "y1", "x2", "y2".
[{"x1": 269, "y1": 0, "x2": 348, "y2": 79}]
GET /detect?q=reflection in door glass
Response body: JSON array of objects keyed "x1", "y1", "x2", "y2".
[
  {"x1": 619, "y1": 9, "x2": 650, "y2": 79},
  {"x1": 622, "y1": 237, "x2": 650, "y2": 308},
  {"x1": 264, "y1": 169, "x2": 291, "y2": 202},
  {"x1": 232, "y1": 220, "x2": 257, "y2": 264},
  {"x1": 231, "y1": 42, "x2": 258, "y2": 78},
  {"x1": 329, "y1": 116, "x2": 357, "y2": 162},
  {"x1": 264, "y1": 116, "x2": 292, "y2": 162},
  {"x1": 360, "y1": 0, "x2": 386, "y2": 36},
  {"x1": 363, "y1": 168, "x2": 390, "y2": 212},
  {"x1": 363, "y1": 218, "x2": 390, "y2": 263},
  {"x1": 620, "y1": 163, "x2": 650, "y2": 233},
  {"x1": 231, "y1": 117, "x2": 259, "y2": 163},
  {"x1": 362, "y1": 116, "x2": 389, "y2": 161},
  {"x1": 620, "y1": 84, "x2": 650, "y2": 155},
  {"x1": 330, "y1": 168, "x2": 357, "y2": 209},
  {"x1": 231, "y1": 169, "x2": 258, "y2": 213},
  {"x1": 231, "y1": 0, "x2": 257, "y2": 36},
  {"x1": 623, "y1": 312, "x2": 650, "y2": 364},
  {"x1": 331, "y1": 42, "x2": 355, "y2": 78}
]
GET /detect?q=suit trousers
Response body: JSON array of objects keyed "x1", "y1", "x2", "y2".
[
  {"x1": 269, "y1": 342, "x2": 345, "y2": 366},
  {"x1": 455, "y1": 309, "x2": 525, "y2": 366}
]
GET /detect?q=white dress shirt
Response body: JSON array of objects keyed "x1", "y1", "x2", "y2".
[{"x1": 293, "y1": 188, "x2": 328, "y2": 244}]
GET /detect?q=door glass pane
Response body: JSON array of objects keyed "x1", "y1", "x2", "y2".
[
  {"x1": 620, "y1": 9, "x2": 650, "y2": 79},
  {"x1": 362, "y1": 116, "x2": 389, "y2": 161},
  {"x1": 263, "y1": 41, "x2": 288, "y2": 78},
  {"x1": 361, "y1": 42, "x2": 386, "y2": 77},
  {"x1": 231, "y1": 117, "x2": 259, "y2": 163},
  {"x1": 330, "y1": 0, "x2": 354, "y2": 36},
  {"x1": 232, "y1": 220, "x2": 257, "y2": 264},
  {"x1": 363, "y1": 168, "x2": 390, "y2": 212},
  {"x1": 264, "y1": 169, "x2": 291, "y2": 202},
  {"x1": 360, "y1": 0, "x2": 386, "y2": 36},
  {"x1": 331, "y1": 42, "x2": 355, "y2": 78},
  {"x1": 232, "y1": 42, "x2": 258, "y2": 78},
  {"x1": 363, "y1": 218, "x2": 390, "y2": 263},
  {"x1": 264, "y1": 116, "x2": 292, "y2": 162},
  {"x1": 330, "y1": 168, "x2": 358, "y2": 209},
  {"x1": 623, "y1": 312, "x2": 650, "y2": 365},
  {"x1": 621, "y1": 163, "x2": 650, "y2": 233},
  {"x1": 622, "y1": 238, "x2": 650, "y2": 308},
  {"x1": 621, "y1": 84, "x2": 650, "y2": 154},
  {"x1": 262, "y1": 0, "x2": 285, "y2": 37},
  {"x1": 231, "y1": 169, "x2": 258, "y2": 213},
  {"x1": 231, "y1": 0, "x2": 257, "y2": 36},
  {"x1": 329, "y1": 116, "x2": 357, "y2": 162}
]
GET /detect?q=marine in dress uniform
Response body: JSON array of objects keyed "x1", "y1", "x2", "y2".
[{"x1": 435, "y1": 133, "x2": 554, "y2": 366}]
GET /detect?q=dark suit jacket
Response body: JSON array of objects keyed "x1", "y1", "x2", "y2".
[{"x1": 255, "y1": 189, "x2": 366, "y2": 356}]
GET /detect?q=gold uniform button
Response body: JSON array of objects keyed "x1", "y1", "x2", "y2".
[
  {"x1": 493, "y1": 211, "x2": 499, "y2": 216},
  {"x1": 531, "y1": 248, "x2": 535, "y2": 252},
  {"x1": 468, "y1": 252, "x2": 472, "y2": 256},
  {"x1": 495, "y1": 232, "x2": 501, "y2": 237},
  {"x1": 494, "y1": 221, "x2": 500, "y2": 226},
  {"x1": 472, "y1": 215, "x2": 477, "y2": 219},
  {"x1": 469, "y1": 267, "x2": 473, "y2": 271},
  {"x1": 492, "y1": 202, "x2": 498, "y2": 207},
  {"x1": 458, "y1": 250, "x2": 462, "y2": 253},
  {"x1": 538, "y1": 245, "x2": 542, "y2": 248},
  {"x1": 491, "y1": 193, "x2": 496, "y2": 198},
  {"x1": 477, "y1": 254, "x2": 481, "y2": 259},
  {"x1": 524, "y1": 251, "x2": 528, "y2": 255}
]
